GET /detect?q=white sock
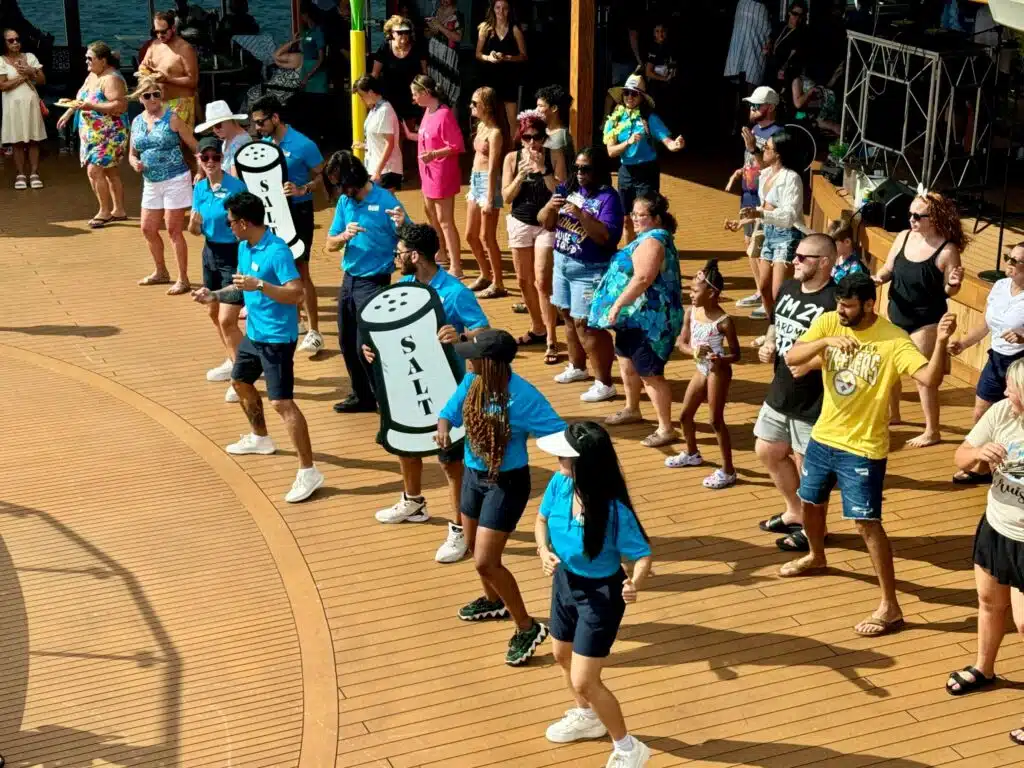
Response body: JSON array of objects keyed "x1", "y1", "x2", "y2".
[
  {"x1": 299, "y1": 466, "x2": 317, "y2": 476},
  {"x1": 613, "y1": 734, "x2": 635, "y2": 753},
  {"x1": 579, "y1": 707, "x2": 597, "y2": 719}
]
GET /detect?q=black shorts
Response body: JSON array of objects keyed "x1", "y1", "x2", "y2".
[
  {"x1": 614, "y1": 327, "x2": 667, "y2": 377},
  {"x1": 232, "y1": 336, "x2": 297, "y2": 400},
  {"x1": 290, "y1": 200, "x2": 315, "y2": 263},
  {"x1": 617, "y1": 160, "x2": 660, "y2": 216},
  {"x1": 549, "y1": 565, "x2": 626, "y2": 658},
  {"x1": 379, "y1": 173, "x2": 403, "y2": 191},
  {"x1": 459, "y1": 465, "x2": 531, "y2": 533},
  {"x1": 974, "y1": 513, "x2": 1024, "y2": 592},
  {"x1": 202, "y1": 240, "x2": 242, "y2": 303},
  {"x1": 977, "y1": 348, "x2": 1024, "y2": 404}
]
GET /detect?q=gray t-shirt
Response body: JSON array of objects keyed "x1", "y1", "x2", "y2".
[{"x1": 545, "y1": 127, "x2": 575, "y2": 160}]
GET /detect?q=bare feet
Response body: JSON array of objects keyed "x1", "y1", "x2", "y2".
[
  {"x1": 906, "y1": 432, "x2": 941, "y2": 448},
  {"x1": 779, "y1": 554, "x2": 827, "y2": 577}
]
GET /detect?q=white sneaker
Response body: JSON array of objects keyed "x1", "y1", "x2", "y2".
[
  {"x1": 285, "y1": 466, "x2": 324, "y2": 503},
  {"x1": 207, "y1": 358, "x2": 233, "y2": 382},
  {"x1": 225, "y1": 384, "x2": 239, "y2": 403},
  {"x1": 545, "y1": 709, "x2": 608, "y2": 743},
  {"x1": 297, "y1": 329, "x2": 324, "y2": 358},
  {"x1": 581, "y1": 381, "x2": 616, "y2": 403},
  {"x1": 226, "y1": 433, "x2": 276, "y2": 455},
  {"x1": 435, "y1": 521, "x2": 468, "y2": 563},
  {"x1": 736, "y1": 292, "x2": 762, "y2": 308},
  {"x1": 554, "y1": 363, "x2": 590, "y2": 384},
  {"x1": 375, "y1": 494, "x2": 429, "y2": 524},
  {"x1": 750, "y1": 307, "x2": 768, "y2": 320},
  {"x1": 606, "y1": 739, "x2": 651, "y2": 768}
]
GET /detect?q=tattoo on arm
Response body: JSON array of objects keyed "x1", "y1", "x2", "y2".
[
  {"x1": 241, "y1": 394, "x2": 267, "y2": 433},
  {"x1": 213, "y1": 286, "x2": 244, "y2": 304}
]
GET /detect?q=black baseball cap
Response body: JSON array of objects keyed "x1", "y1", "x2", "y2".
[
  {"x1": 197, "y1": 136, "x2": 222, "y2": 154},
  {"x1": 453, "y1": 329, "x2": 518, "y2": 364}
]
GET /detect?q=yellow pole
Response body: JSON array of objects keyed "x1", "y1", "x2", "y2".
[{"x1": 350, "y1": 28, "x2": 367, "y2": 162}]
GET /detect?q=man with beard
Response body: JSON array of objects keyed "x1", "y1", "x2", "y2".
[
  {"x1": 755, "y1": 233, "x2": 836, "y2": 552},
  {"x1": 783, "y1": 272, "x2": 956, "y2": 637},
  {"x1": 366, "y1": 222, "x2": 489, "y2": 564},
  {"x1": 142, "y1": 10, "x2": 199, "y2": 167}
]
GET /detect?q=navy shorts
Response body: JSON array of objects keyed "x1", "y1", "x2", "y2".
[
  {"x1": 232, "y1": 336, "x2": 297, "y2": 400},
  {"x1": 202, "y1": 240, "x2": 242, "y2": 304},
  {"x1": 617, "y1": 160, "x2": 660, "y2": 216},
  {"x1": 459, "y1": 465, "x2": 531, "y2": 532},
  {"x1": 550, "y1": 565, "x2": 626, "y2": 658},
  {"x1": 977, "y1": 349, "x2": 1024, "y2": 404},
  {"x1": 798, "y1": 438, "x2": 887, "y2": 520},
  {"x1": 290, "y1": 200, "x2": 315, "y2": 262},
  {"x1": 614, "y1": 327, "x2": 667, "y2": 377}
]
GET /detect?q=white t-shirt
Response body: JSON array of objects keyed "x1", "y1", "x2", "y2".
[
  {"x1": 363, "y1": 99, "x2": 402, "y2": 177},
  {"x1": 967, "y1": 399, "x2": 1024, "y2": 542},
  {"x1": 986, "y1": 278, "x2": 1024, "y2": 357}
]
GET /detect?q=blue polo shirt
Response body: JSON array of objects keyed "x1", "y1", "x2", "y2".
[
  {"x1": 398, "y1": 268, "x2": 488, "y2": 334},
  {"x1": 328, "y1": 183, "x2": 409, "y2": 277},
  {"x1": 605, "y1": 111, "x2": 671, "y2": 166},
  {"x1": 440, "y1": 372, "x2": 566, "y2": 473},
  {"x1": 540, "y1": 473, "x2": 652, "y2": 578},
  {"x1": 193, "y1": 174, "x2": 247, "y2": 244},
  {"x1": 238, "y1": 229, "x2": 302, "y2": 343},
  {"x1": 265, "y1": 126, "x2": 323, "y2": 204}
]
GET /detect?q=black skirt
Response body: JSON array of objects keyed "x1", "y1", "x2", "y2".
[{"x1": 973, "y1": 513, "x2": 1024, "y2": 591}]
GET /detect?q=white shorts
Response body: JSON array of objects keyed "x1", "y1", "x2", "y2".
[
  {"x1": 507, "y1": 216, "x2": 556, "y2": 250},
  {"x1": 141, "y1": 171, "x2": 193, "y2": 211}
]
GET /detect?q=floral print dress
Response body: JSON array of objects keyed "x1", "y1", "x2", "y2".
[
  {"x1": 588, "y1": 228, "x2": 684, "y2": 361},
  {"x1": 77, "y1": 73, "x2": 128, "y2": 168}
]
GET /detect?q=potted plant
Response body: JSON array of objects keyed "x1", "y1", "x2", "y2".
[{"x1": 821, "y1": 141, "x2": 848, "y2": 186}]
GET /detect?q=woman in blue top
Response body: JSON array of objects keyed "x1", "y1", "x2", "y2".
[
  {"x1": 438, "y1": 329, "x2": 566, "y2": 667},
  {"x1": 603, "y1": 74, "x2": 684, "y2": 244},
  {"x1": 534, "y1": 422, "x2": 653, "y2": 768},
  {"x1": 129, "y1": 76, "x2": 197, "y2": 295},
  {"x1": 589, "y1": 192, "x2": 683, "y2": 448}
]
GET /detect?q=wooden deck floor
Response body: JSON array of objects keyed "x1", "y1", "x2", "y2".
[{"x1": 0, "y1": 155, "x2": 1018, "y2": 768}]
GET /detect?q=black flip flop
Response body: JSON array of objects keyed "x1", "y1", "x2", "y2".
[
  {"x1": 777, "y1": 529, "x2": 809, "y2": 552},
  {"x1": 517, "y1": 330, "x2": 547, "y2": 347},
  {"x1": 88, "y1": 217, "x2": 112, "y2": 229},
  {"x1": 759, "y1": 513, "x2": 802, "y2": 535},
  {"x1": 946, "y1": 666, "x2": 996, "y2": 696},
  {"x1": 953, "y1": 470, "x2": 993, "y2": 485}
]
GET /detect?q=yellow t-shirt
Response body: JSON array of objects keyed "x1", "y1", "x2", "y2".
[{"x1": 799, "y1": 311, "x2": 928, "y2": 459}]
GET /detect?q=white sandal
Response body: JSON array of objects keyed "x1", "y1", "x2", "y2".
[
  {"x1": 29, "y1": 174, "x2": 43, "y2": 189},
  {"x1": 665, "y1": 451, "x2": 702, "y2": 469},
  {"x1": 14, "y1": 175, "x2": 27, "y2": 190},
  {"x1": 703, "y1": 468, "x2": 737, "y2": 489}
]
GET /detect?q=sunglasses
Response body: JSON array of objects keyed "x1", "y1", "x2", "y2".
[
  {"x1": 1006, "y1": 255, "x2": 1021, "y2": 267},
  {"x1": 6, "y1": 37, "x2": 20, "y2": 44},
  {"x1": 909, "y1": 212, "x2": 930, "y2": 221},
  {"x1": 521, "y1": 133, "x2": 543, "y2": 142},
  {"x1": 200, "y1": 153, "x2": 223, "y2": 162},
  {"x1": 794, "y1": 252, "x2": 820, "y2": 263},
  {"x1": 622, "y1": 89, "x2": 641, "y2": 98},
  {"x1": 252, "y1": 115, "x2": 274, "y2": 126},
  {"x1": 154, "y1": 28, "x2": 172, "y2": 37},
  {"x1": 574, "y1": 164, "x2": 593, "y2": 173},
  {"x1": 141, "y1": 91, "x2": 161, "y2": 100}
]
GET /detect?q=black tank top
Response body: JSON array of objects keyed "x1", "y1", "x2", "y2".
[
  {"x1": 510, "y1": 148, "x2": 555, "y2": 226},
  {"x1": 887, "y1": 232, "x2": 949, "y2": 332}
]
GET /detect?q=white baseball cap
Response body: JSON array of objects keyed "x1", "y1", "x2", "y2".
[{"x1": 743, "y1": 86, "x2": 780, "y2": 107}]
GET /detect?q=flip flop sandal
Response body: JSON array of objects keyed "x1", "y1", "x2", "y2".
[
  {"x1": 138, "y1": 273, "x2": 171, "y2": 286},
  {"x1": 946, "y1": 666, "x2": 996, "y2": 696},
  {"x1": 544, "y1": 345, "x2": 560, "y2": 365},
  {"x1": 479, "y1": 286, "x2": 509, "y2": 299},
  {"x1": 854, "y1": 616, "x2": 904, "y2": 637},
  {"x1": 468, "y1": 276, "x2": 492, "y2": 292},
  {"x1": 109, "y1": 214, "x2": 129, "y2": 222},
  {"x1": 511, "y1": 302, "x2": 528, "y2": 313},
  {"x1": 642, "y1": 430, "x2": 678, "y2": 448},
  {"x1": 88, "y1": 217, "x2": 112, "y2": 229},
  {"x1": 953, "y1": 470, "x2": 993, "y2": 485},
  {"x1": 759, "y1": 513, "x2": 802, "y2": 534},
  {"x1": 606, "y1": 409, "x2": 643, "y2": 426},
  {"x1": 776, "y1": 529, "x2": 809, "y2": 552},
  {"x1": 516, "y1": 330, "x2": 547, "y2": 346}
]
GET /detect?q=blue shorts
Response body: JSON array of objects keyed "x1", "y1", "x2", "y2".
[
  {"x1": 615, "y1": 327, "x2": 667, "y2": 377},
  {"x1": 552, "y1": 251, "x2": 608, "y2": 320},
  {"x1": 459, "y1": 465, "x2": 531, "y2": 532},
  {"x1": 760, "y1": 224, "x2": 804, "y2": 264},
  {"x1": 232, "y1": 336, "x2": 297, "y2": 401},
  {"x1": 977, "y1": 349, "x2": 1024, "y2": 403},
  {"x1": 549, "y1": 565, "x2": 626, "y2": 658},
  {"x1": 467, "y1": 170, "x2": 502, "y2": 209},
  {"x1": 798, "y1": 438, "x2": 887, "y2": 520}
]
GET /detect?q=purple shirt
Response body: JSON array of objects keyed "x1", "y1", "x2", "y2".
[{"x1": 553, "y1": 184, "x2": 624, "y2": 264}]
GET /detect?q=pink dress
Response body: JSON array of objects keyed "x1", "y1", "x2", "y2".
[{"x1": 417, "y1": 104, "x2": 464, "y2": 200}]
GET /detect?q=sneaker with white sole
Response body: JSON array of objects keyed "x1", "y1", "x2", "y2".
[
  {"x1": 225, "y1": 384, "x2": 239, "y2": 403},
  {"x1": 554, "y1": 363, "x2": 590, "y2": 384},
  {"x1": 207, "y1": 358, "x2": 233, "y2": 381},
  {"x1": 703, "y1": 468, "x2": 737, "y2": 489},
  {"x1": 545, "y1": 709, "x2": 608, "y2": 743},
  {"x1": 665, "y1": 451, "x2": 702, "y2": 468},
  {"x1": 581, "y1": 381, "x2": 616, "y2": 403},
  {"x1": 736, "y1": 292, "x2": 762, "y2": 308},
  {"x1": 505, "y1": 621, "x2": 549, "y2": 666},
  {"x1": 226, "y1": 433, "x2": 276, "y2": 455},
  {"x1": 435, "y1": 521, "x2": 468, "y2": 562},
  {"x1": 297, "y1": 329, "x2": 324, "y2": 358},
  {"x1": 606, "y1": 740, "x2": 652, "y2": 767},
  {"x1": 375, "y1": 494, "x2": 429, "y2": 524},
  {"x1": 285, "y1": 466, "x2": 325, "y2": 502},
  {"x1": 750, "y1": 307, "x2": 768, "y2": 320}
]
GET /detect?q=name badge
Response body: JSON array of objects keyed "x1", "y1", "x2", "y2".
[
  {"x1": 368, "y1": 204, "x2": 380, "y2": 212},
  {"x1": 283, "y1": 150, "x2": 291, "y2": 158},
  {"x1": 251, "y1": 263, "x2": 259, "y2": 271}
]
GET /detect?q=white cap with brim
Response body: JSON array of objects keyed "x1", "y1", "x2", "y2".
[
  {"x1": 742, "y1": 86, "x2": 780, "y2": 107},
  {"x1": 392, "y1": 22, "x2": 413, "y2": 32},
  {"x1": 536, "y1": 430, "x2": 579, "y2": 458},
  {"x1": 194, "y1": 100, "x2": 248, "y2": 133}
]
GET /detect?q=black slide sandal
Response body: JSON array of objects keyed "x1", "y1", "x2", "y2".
[
  {"x1": 759, "y1": 513, "x2": 802, "y2": 535},
  {"x1": 946, "y1": 666, "x2": 996, "y2": 696}
]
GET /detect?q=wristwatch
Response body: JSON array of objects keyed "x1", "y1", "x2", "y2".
[{"x1": 256, "y1": 279, "x2": 265, "y2": 292}]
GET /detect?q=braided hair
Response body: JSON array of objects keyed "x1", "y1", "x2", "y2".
[{"x1": 463, "y1": 359, "x2": 512, "y2": 481}]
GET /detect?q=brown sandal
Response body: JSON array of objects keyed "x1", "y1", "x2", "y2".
[
  {"x1": 641, "y1": 430, "x2": 678, "y2": 448},
  {"x1": 166, "y1": 280, "x2": 191, "y2": 296},
  {"x1": 467, "y1": 276, "x2": 492, "y2": 292},
  {"x1": 479, "y1": 285, "x2": 509, "y2": 299},
  {"x1": 544, "y1": 345, "x2": 560, "y2": 365},
  {"x1": 138, "y1": 272, "x2": 171, "y2": 286}
]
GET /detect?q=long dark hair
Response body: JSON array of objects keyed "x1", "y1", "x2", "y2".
[
  {"x1": 566, "y1": 422, "x2": 649, "y2": 560},
  {"x1": 566, "y1": 144, "x2": 613, "y2": 195},
  {"x1": 769, "y1": 130, "x2": 799, "y2": 172}
]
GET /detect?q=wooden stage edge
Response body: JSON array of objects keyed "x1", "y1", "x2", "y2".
[{"x1": 810, "y1": 175, "x2": 1022, "y2": 387}]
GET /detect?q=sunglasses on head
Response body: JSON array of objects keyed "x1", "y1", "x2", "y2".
[
  {"x1": 521, "y1": 133, "x2": 543, "y2": 142},
  {"x1": 909, "y1": 212, "x2": 930, "y2": 221},
  {"x1": 142, "y1": 91, "x2": 161, "y2": 100}
]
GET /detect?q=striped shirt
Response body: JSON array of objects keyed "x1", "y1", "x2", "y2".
[{"x1": 723, "y1": 0, "x2": 771, "y2": 86}]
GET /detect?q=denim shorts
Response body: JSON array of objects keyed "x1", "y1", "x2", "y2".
[
  {"x1": 760, "y1": 224, "x2": 804, "y2": 264},
  {"x1": 467, "y1": 170, "x2": 503, "y2": 209},
  {"x1": 797, "y1": 438, "x2": 887, "y2": 520},
  {"x1": 552, "y1": 251, "x2": 608, "y2": 320},
  {"x1": 549, "y1": 565, "x2": 626, "y2": 658}
]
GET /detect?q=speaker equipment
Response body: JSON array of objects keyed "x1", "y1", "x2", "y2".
[{"x1": 863, "y1": 178, "x2": 915, "y2": 232}]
